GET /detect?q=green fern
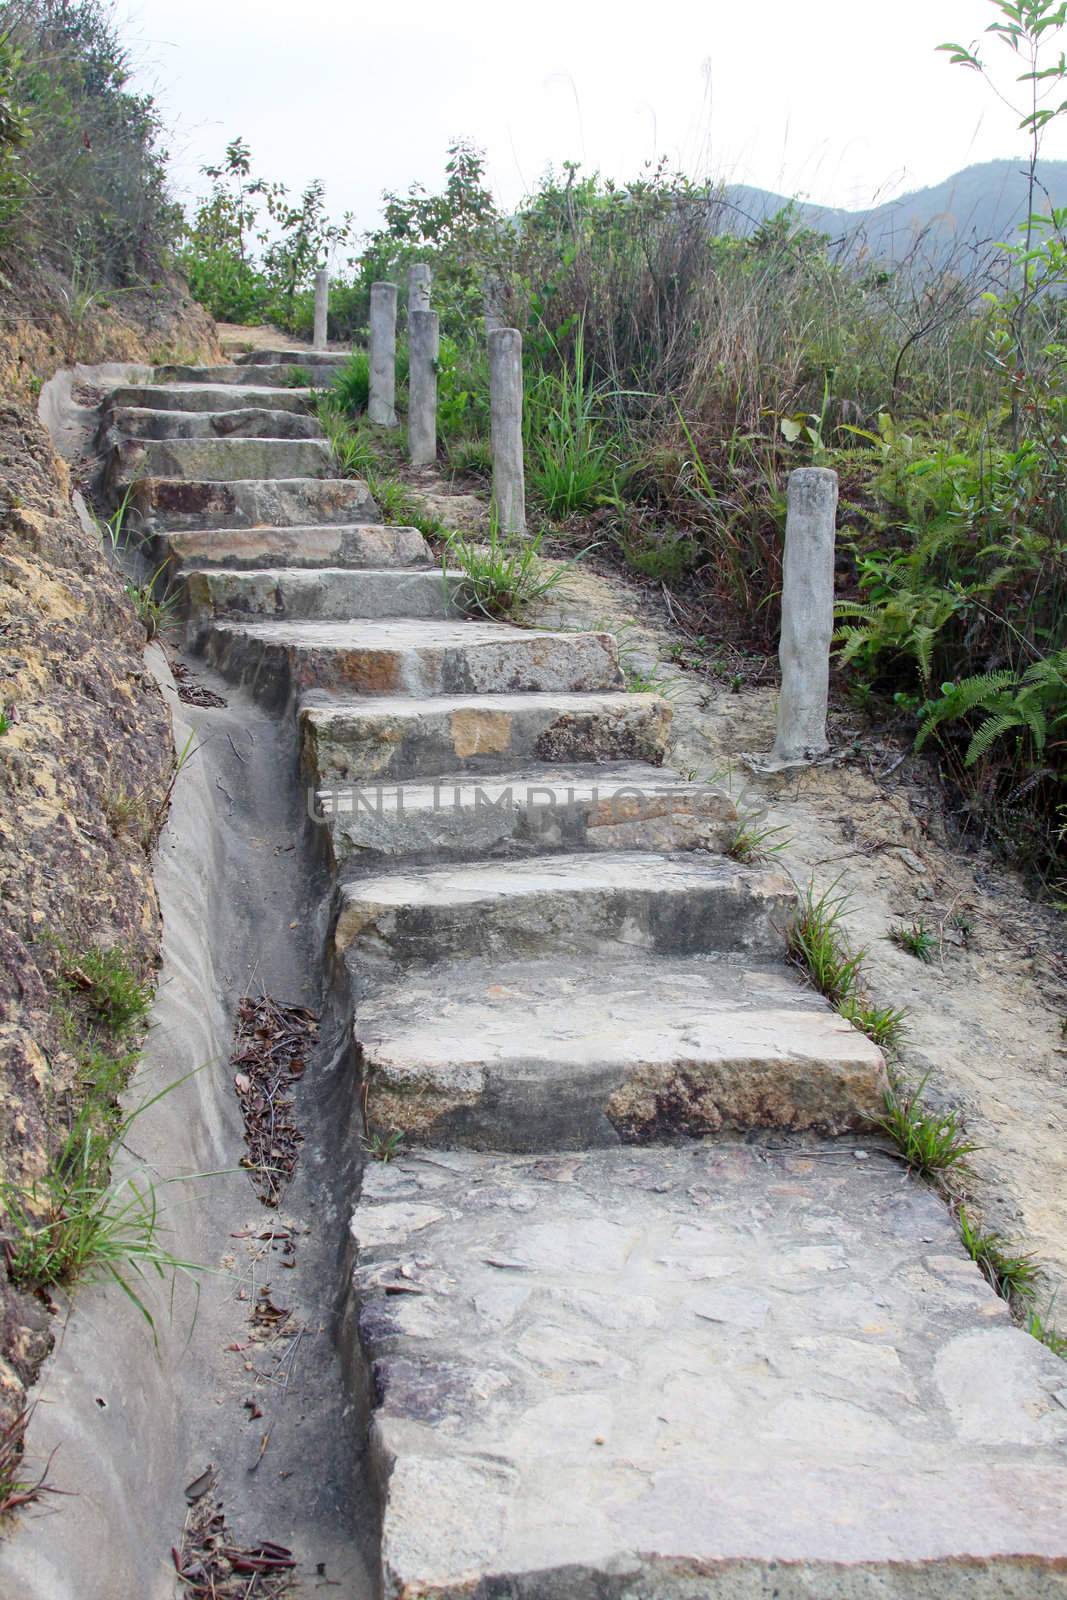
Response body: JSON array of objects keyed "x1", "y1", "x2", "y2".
[{"x1": 916, "y1": 651, "x2": 1067, "y2": 767}]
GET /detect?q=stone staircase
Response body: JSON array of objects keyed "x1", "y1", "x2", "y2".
[{"x1": 98, "y1": 352, "x2": 1067, "y2": 1598}]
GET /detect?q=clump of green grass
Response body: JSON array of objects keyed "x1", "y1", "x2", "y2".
[
  {"x1": 444, "y1": 517, "x2": 573, "y2": 619},
  {"x1": 55, "y1": 943, "x2": 152, "y2": 1036},
  {"x1": 890, "y1": 919, "x2": 937, "y2": 963},
  {"x1": 366, "y1": 473, "x2": 447, "y2": 541},
  {"x1": 447, "y1": 435, "x2": 492, "y2": 478},
  {"x1": 838, "y1": 995, "x2": 908, "y2": 1051},
  {"x1": 787, "y1": 881, "x2": 865, "y2": 1008},
  {"x1": 280, "y1": 364, "x2": 312, "y2": 388},
  {"x1": 1026, "y1": 1306, "x2": 1067, "y2": 1359},
  {"x1": 330, "y1": 349, "x2": 370, "y2": 413},
  {"x1": 1, "y1": 1118, "x2": 197, "y2": 1329},
  {"x1": 525, "y1": 324, "x2": 623, "y2": 518},
  {"x1": 958, "y1": 1206, "x2": 1041, "y2": 1304},
  {"x1": 125, "y1": 562, "x2": 180, "y2": 641},
  {"x1": 729, "y1": 813, "x2": 789, "y2": 864},
  {"x1": 877, "y1": 1076, "x2": 978, "y2": 1180},
  {"x1": 0, "y1": 711, "x2": 10, "y2": 738},
  {"x1": 361, "y1": 1129, "x2": 404, "y2": 1164},
  {"x1": 618, "y1": 529, "x2": 698, "y2": 584}
]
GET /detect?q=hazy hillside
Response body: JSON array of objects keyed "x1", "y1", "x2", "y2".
[{"x1": 723, "y1": 159, "x2": 1067, "y2": 268}]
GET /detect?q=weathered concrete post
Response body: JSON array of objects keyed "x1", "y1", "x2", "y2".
[
  {"x1": 409, "y1": 262, "x2": 431, "y2": 313},
  {"x1": 313, "y1": 268, "x2": 329, "y2": 351},
  {"x1": 484, "y1": 273, "x2": 505, "y2": 335},
  {"x1": 770, "y1": 466, "x2": 838, "y2": 764},
  {"x1": 488, "y1": 327, "x2": 526, "y2": 536},
  {"x1": 368, "y1": 282, "x2": 398, "y2": 427},
  {"x1": 408, "y1": 309, "x2": 439, "y2": 466}
]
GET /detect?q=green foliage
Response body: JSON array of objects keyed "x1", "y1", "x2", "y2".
[
  {"x1": 1, "y1": 1, "x2": 180, "y2": 281},
  {"x1": 361, "y1": 1129, "x2": 404, "y2": 1163},
  {"x1": 330, "y1": 349, "x2": 371, "y2": 414},
  {"x1": 55, "y1": 942, "x2": 152, "y2": 1035},
  {"x1": 838, "y1": 995, "x2": 908, "y2": 1050},
  {"x1": 618, "y1": 528, "x2": 699, "y2": 583},
  {"x1": 878, "y1": 1077, "x2": 978, "y2": 1179},
  {"x1": 446, "y1": 434, "x2": 492, "y2": 477},
  {"x1": 179, "y1": 137, "x2": 350, "y2": 331},
  {"x1": 889, "y1": 919, "x2": 938, "y2": 963},
  {"x1": 728, "y1": 814, "x2": 789, "y2": 863},
  {"x1": 787, "y1": 881, "x2": 866, "y2": 1008},
  {"x1": 525, "y1": 323, "x2": 623, "y2": 518},
  {"x1": 958, "y1": 1205, "x2": 1042, "y2": 1303},
  {"x1": 443, "y1": 514, "x2": 574, "y2": 618}
]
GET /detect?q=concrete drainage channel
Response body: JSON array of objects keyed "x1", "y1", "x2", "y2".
[{"x1": 7, "y1": 351, "x2": 1067, "y2": 1598}]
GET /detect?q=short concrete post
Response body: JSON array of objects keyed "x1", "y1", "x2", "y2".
[
  {"x1": 484, "y1": 273, "x2": 505, "y2": 335},
  {"x1": 409, "y1": 262, "x2": 431, "y2": 313},
  {"x1": 770, "y1": 467, "x2": 838, "y2": 764},
  {"x1": 408, "y1": 309, "x2": 439, "y2": 466},
  {"x1": 488, "y1": 327, "x2": 526, "y2": 536},
  {"x1": 313, "y1": 268, "x2": 329, "y2": 351},
  {"x1": 368, "y1": 281, "x2": 398, "y2": 427}
]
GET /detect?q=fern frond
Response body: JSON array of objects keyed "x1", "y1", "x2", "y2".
[{"x1": 965, "y1": 712, "x2": 1023, "y2": 767}]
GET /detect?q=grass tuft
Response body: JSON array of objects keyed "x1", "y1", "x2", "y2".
[
  {"x1": 728, "y1": 813, "x2": 789, "y2": 864},
  {"x1": 877, "y1": 1076, "x2": 978, "y2": 1180},
  {"x1": 958, "y1": 1206, "x2": 1042, "y2": 1304},
  {"x1": 787, "y1": 880, "x2": 865, "y2": 1008},
  {"x1": 444, "y1": 515, "x2": 574, "y2": 619},
  {"x1": 889, "y1": 919, "x2": 938, "y2": 963},
  {"x1": 55, "y1": 943, "x2": 152, "y2": 1035}
]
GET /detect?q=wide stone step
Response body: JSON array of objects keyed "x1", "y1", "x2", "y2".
[
  {"x1": 351, "y1": 1145, "x2": 1067, "y2": 1597},
  {"x1": 353, "y1": 951, "x2": 886, "y2": 1146},
  {"x1": 153, "y1": 363, "x2": 328, "y2": 389},
  {"x1": 334, "y1": 850, "x2": 794, "y2": 964},
  {"x1": 184, "y1": 566, "x2": 460, "y2": 624},
  {"x1": 107, "y1": 383, "x2": 313, "y2": 414},
  {"x1": 127, "y1": 477, "x2": 378, "y2": 532},
  {"x1": 160, "y1": 524, "x2": 432, "y2": 573},
  {"x1": 236, "y1": 348, "x2": 352, "y2": 368},
  {"x1": 110, "y1": 435, "x2": 333, "y2": 486},
  {"x1": 104, "y1": 405, "x2": 323, "y2": 441},
  {"x1": 203, "y1": 620, "x2": 624, "y2": 706},
  {"x1": 317, "y1": 763, "x2": 736, "y2": 871},
  {"x1": 301, "y1": 691, "x2": 671, "y2": 784}
]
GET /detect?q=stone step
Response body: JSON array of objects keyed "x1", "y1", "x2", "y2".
[
  {"x1": 235, "y1": 348, "x2": 352, "y2": 368},
  {"x1": 334, "y1": 850, "x2": 794, "y2": 965},
  {"x1": 104, "y1": 405, "x2": 323, "y2": 441},
  {"x1": 317, "y1": 763, "x2": 736, "y2": 872},
  {"x1": 126, "y1": 477, "x2": 378, "y2": 533},
  {"x1": 353, "y1": 951, "x2": 886, "y2": 1146},
  {"x1": 184, "y1": 566, "x2": 461, "y2": 624},
  {"x1": 160, "y1": 524, "x2": 432, "y2": 573},
  {"x1": 351, "y1": 1144, "x2": 1067, "y2": 1597},
  {"x1": 301, "y1": 691, "x2": 671, "y2": 785},
  {"x1": 153, "y1": 364, "x2": 328, "y2": 389},
  {"x1": 203, "y1": 620, "x2": 624, "y2": 706},
  {"x1": 107, "y1": 383, "x2": 313, "y2": 414},
  {"x1": 110, "y1": 435, "x2": 333, "y2": 486}
]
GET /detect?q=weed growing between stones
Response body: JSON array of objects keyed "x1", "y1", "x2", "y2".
[
  {"x1": 444, "y1": 514, "x2": 574, "y2": 620},
  {"x1": 958, "y1": 1205, "x2": 1042, "y2": 1304},
  {"x1": 361, "y1": 1130, "x2": 404, "y2": 1164},
  {"x1": 728, "y1": 813, "x2": 789, "y2": 864},
  {"x1": 786, "y1": 879, "x2": 909, "y2": 1051},
  {"x1": 878, "y1": 1076, "x2": 979, "y2": 1180},
  {"x1": 54, "y1": 941, "x2": 152, "y2": 1034}
]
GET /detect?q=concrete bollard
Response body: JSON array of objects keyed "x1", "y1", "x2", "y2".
[
  {"x1": 408, "y1": 309, "x2": 439, "y2": 466},
  {"x1": 770, "y1": 466, "x2": 838, "y2": 764},
  {"x1": 488, "y1": 327, "x2": 526, "y2": 536},
  {"x1": 483, "y1": 273, "x2": 505, "y2": 335},
  {"x1": 368, "y1": 281, "x2": 399, "y2": 427},
  {"x1": 313, "y1": 268, "x2": 329, "y2": 351},
  {"x1": 409, "y1": 262, "x2": 431, "y2": 313}
]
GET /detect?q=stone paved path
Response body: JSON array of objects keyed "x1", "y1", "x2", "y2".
[{"x1": 99, "y1": 348, "x2": 1067, "y2": 1597}]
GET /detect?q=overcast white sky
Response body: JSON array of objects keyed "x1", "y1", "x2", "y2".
[{"x1": 121, "y1": 0, "x2": 1067, "y2": 243}]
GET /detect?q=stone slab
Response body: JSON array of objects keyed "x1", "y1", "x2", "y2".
[
  {"x1": 153, "y1": 363, "x2": 324, "y2": 388},
  {"x1": 353, "y1": 950, "x2": 886, "y2": 1145},
  {"x1": 127, "y1": 476, "x2": 378, "y2": 532},
  {"x1": 317, "y1": 763, "x2": 736, "y2": 869},
  {"x1": 104, "y1": 405, "x2": 323, "y2": 440},
  {"x1": 236, "y1": 348, "x2": 352, "y2": 367},
  {"x1": 334, "y1": 850, "x2": 795, "y2": 963},
  {"x1": 110, "y1": 434, "x2": 332, "y2": 485},
  {"x1": 183, "y1": 566, "x2": 461, "y2": 623},
  {"x1": 203, "y1": 619, "x2": 624, "y2": 705},
  {"x1": 161, "y1": 524, "x2": 431, "y2": 572},
  {"x1": 350, "y1": 1145, "x2": 1067, "y2": 1597},
  {"x1": 107, "y1": 383, "x2": 314, "y2": 413},
  {"x1": 301, "y1": 692, "x2": 672, "y2": 784}
]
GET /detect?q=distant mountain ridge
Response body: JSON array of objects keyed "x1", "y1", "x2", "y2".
[{"x1": 722, "y1": 159, "x2": 1067, "y2": 268}]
